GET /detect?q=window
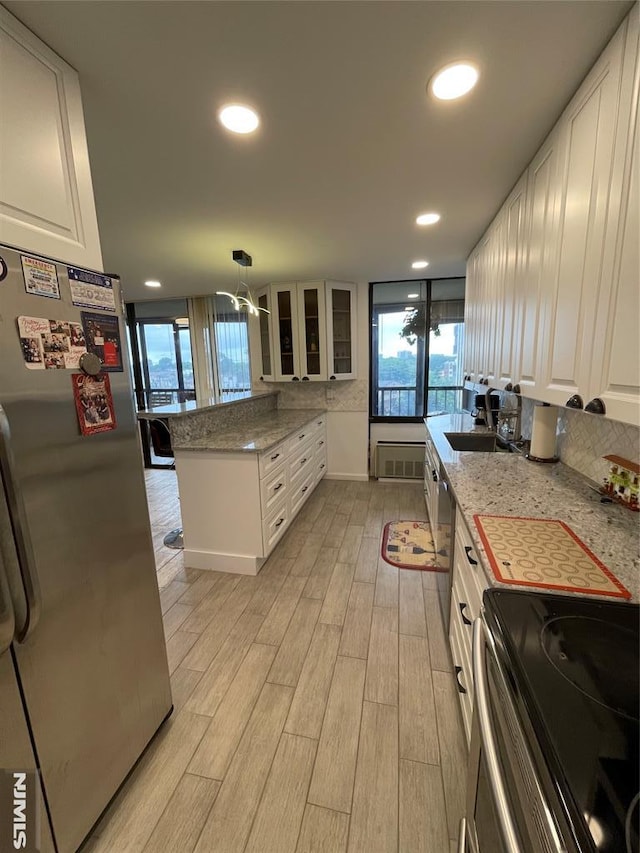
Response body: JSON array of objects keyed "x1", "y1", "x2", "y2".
[
  {"x1": 137, "y1": 318, "x2": 195, "y2": 407},
  {"x1": 212, "y1": 294, "x2": 251, "y2": 396},
  {"x1": 370, "y1": 278, "x2": 465, "y2": 420}
]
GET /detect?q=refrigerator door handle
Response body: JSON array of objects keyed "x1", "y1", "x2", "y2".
[
  {"x1": 0, "y1": 543, "x2": 16, "y2": 655},
  {"x1": 0, "y1": 406, "x2": 41, "y2": 641}
]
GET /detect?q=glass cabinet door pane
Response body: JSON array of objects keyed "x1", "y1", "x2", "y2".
[
  {"x1": 277, "y1": 290, "x2": 295, "y2": 376},
  {"x1": 331, "y1": 288, "x2": 352, "y2": 374},
  {"x1": 258, "y1": 293, "x2": 271, "y2": 375},
  {"x1": 303, "y1": 287, "x2": 322, "y2": 375}
]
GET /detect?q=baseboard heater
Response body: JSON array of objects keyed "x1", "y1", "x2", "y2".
[{"x1": 374, "y1": 441, "x2": 425, "y2": 480}]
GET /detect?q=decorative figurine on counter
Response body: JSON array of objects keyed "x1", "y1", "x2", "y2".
[{"x1": 601, "y1": 455, "x2": 640, "y2": 511}]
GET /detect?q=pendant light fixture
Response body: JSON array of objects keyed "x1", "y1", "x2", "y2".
[{"x1": 216, "y1": 249, "x2": 269, "y2": 316}]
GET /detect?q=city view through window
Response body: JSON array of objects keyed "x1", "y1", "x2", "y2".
[{"x1": 372, "y1": 280, "x2": 465, "y2": 418}]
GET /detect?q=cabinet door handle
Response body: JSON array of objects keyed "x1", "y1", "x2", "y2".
[
  {"x1": 318, "y1": 440, "x2": 324, "y2": 447},
  {"x1": 329, "y1": 375, "x2": 336, "y2": 380},
  {"x1": 300, "y1": 458, "x2": 307, "y2": 465},
  {"x1": 292, "y1": 376, "x2": 300, "y2": 382},
  {"x1": 454, "y1": 666, "x2": 467, "y2": 694},
  {"x1": 320, "y1": 463, "x2": 325, "y2": 470},
  {"x1": 275, "y1": 517, "x2": 285, "y2": 528},
  {"x1": 432, "y1": 470, "x2": 437, "y2": 481},
  {"x1": 301, "y1": 486, "x2": 309, "y2": 494},
  {"x1": 273, "y1": 483, "x2": 283, "y2": 491},
  {"x1": 459, "y1": 602, "x2": 472, "y2": 626},
  {"x1": 464, "y1": 546, "x2": 478, "y2": 566},
  {"x1": 270, "y1": 453, "x2": 280, "y2": 462},
  {"x1": 302, "y1": 376, "x2": 310, "y2": 381},
  {"x1": 298, "y1": 433, "x2": 306, "y2": 440},
  {"x1": 317, "y1": 420, "x2": 323, "y2": 425}
]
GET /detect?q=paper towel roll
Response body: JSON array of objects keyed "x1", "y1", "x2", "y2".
[{"x1": 530, "y1": 405, "x2": 558, "y2": 460}]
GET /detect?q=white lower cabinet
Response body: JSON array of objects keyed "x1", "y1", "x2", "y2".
[
  {"x1": 448, "y1": 514, "x2": 487, "y2": 746},
  {"x1": 175, "y1": 415, "x2": 326, "y2": 575}
]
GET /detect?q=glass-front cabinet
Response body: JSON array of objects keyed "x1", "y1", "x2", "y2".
[
  {"x1": 255, "y1": 285, "x2": 274, "y2": 381},
  {"x1": 326, "y1": 282, "x2": 357, "y2": 380},
  {"x1": 268, "y1": 280, "x2": 356, "y2": 381}
]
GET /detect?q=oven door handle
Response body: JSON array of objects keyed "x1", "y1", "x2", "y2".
[{"x1": 473, "y1": 617, "x2": 522, "y2": 853}]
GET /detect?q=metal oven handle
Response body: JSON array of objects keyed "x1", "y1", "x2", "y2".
[{"x1": 473, "y1": 617, "x2": 521, "y2": 853}]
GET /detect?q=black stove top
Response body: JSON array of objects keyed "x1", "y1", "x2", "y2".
[{"x1": 484, "y1": 589, "x2": 639, "y2": 853}]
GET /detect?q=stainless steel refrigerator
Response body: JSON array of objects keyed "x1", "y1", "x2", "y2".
[{"x1": 0, "y1": 244, "x2": 172, "y2": 853}]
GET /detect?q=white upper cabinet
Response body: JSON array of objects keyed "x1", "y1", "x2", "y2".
[
  {"x1": 325, "y1": 281, "x2": 357, "y2": 380},
  {"x1": 590, "y1": 10, "x2": 640, "y2": 425},
  {"x1": 268, "y1": 280, "x2": 357, "y2": 382},
  {"x1": 465, "y1": 7, "x2": 639, "y2": 426},
  {"x1": 497, "y1": 173, "x2": 528, "y2": 390},
  {"x1": 254, "y1": 285, "x2": 275, "y2": 382},
  {"x1": 0, "y1": 7, "x2": 102, "y2": 269},
  {"x1": 539, "y1": 19, "x2": 626, "y2": 407},
  {"x1": 517, "y1": 129, "x2": 562, "y2": 399}
]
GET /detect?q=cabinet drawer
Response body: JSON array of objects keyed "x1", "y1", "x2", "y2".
[
  {"x1": 310, "y1": 415, "x2": 326, "y2": 435},
  {"x1": 260, "y1": 463, "x2": 288, "y2": 516},
  {"x1": 451, "y1": 564, "x2": 476, "y2": 651},
  {"x1": 259, "y1": 441, "x2": 288, "y2": 479},
  {"x1": 455, "y1": 516, "x2": 487, "y2": 612},
  {"x1": 314, "y1": 431, "x2": 327, "y2": 456},
  {"x1": 288, "y1": 423, "x2": 316, "y2": 452},
  {"x1": 289, "y1": 438, "x2": 315, "y2": 485},
  {"x1": 290, "y1": 471, "x2": 315, "y2": 517},
  {"x1": 314, "y1": 451, "x2": 327, "y2": 483},
  {"x1": 263, "y1": 496, "x2": 289, "y2": 555},
  {"x1": 448, "y1": 606, "x2": 472, "y2": 746}
]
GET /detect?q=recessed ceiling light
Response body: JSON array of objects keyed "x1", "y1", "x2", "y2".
[
  {"x1": 416, "y1": 212, "x2": 441, "y2": 226},
  {"x1": 407, "y1": 293, "x2": 420, "y2": 299},
  {"x1": 411, "y1": 260, "x2": 429, "y2": 269},
  {"x1": 429, "y1": 62, "x2": 479, "y2": 101},
  {"x1": 219, "y1": 104, "x2": 260, "y2": 134},
  {"x1": 145, "y1": 280, "x2": 162, "y2": 288}
]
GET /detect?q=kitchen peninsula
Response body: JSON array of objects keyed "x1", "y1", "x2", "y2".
[{"x1": 161, "y1": 391, "x2": 327, "y2": 574}]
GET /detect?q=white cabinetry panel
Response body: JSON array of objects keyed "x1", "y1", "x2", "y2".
[
  {"x1": 518, "y1": 132, "x2": 562, "y2": 398},
  {"x1": 0, "y1": 7, "x2": 102, "y2": 268},
  {"x1": 541, "y1": 30, "x2": 624, "y2": 405},
  {"x1": 498, "y1": 174, "x2": 528, "y2": 389},
  {"x1": 465, "y1": 9, "x2": 639, "y2": 425},
  {"x1": 591, "y1": 11, "x2": 640, "y2": 426},
  {"x1": 263, "y1": 280, "x2": 357, "y2": 382}
]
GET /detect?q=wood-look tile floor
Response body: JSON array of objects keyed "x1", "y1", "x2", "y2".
[{"x1": 85, "y1": 470, "x2": 467, "y2": 853}]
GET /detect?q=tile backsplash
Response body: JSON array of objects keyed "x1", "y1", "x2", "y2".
[
  {"x1": 520, "y1": 396, "x2": 640, "y2": 486},
  {"x1": 252, "y1": 379, "x2": 369, "y2": 412}
]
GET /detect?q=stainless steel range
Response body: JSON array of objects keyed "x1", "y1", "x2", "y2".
[{"x1": 464, "y1": 589, "x2": 639, "y2": 853}]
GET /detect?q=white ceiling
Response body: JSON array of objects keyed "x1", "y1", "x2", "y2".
[{"x1": 4, "y1": 0, "x2": 633, "y2": 302}]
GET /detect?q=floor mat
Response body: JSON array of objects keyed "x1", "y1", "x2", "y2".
[{"x1": 381, "y1": 520, "x2": 443, "y2": 571}]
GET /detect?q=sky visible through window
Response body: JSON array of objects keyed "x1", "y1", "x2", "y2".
[{"x1": 379, "y1": 311, "x2": 456, "y2": 357}]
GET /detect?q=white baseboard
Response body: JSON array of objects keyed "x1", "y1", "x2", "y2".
[
  {"x1": 325, "y1": 473, "x2": 370, "y2": 482},
  {"x1": 183, "y1": 548, "x2": 266, "y2": 576}
]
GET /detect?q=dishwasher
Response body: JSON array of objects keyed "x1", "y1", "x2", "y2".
[{"x1": 434, "y1": 461, "x2": 456, "y2": 632}]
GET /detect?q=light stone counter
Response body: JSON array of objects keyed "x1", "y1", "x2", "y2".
[
  {"x1": 173, "y1": 408, "x2": 327, "y2": 454},
  {"x1": 425, "y1": 413, "x2": 640, "y2": 603}
]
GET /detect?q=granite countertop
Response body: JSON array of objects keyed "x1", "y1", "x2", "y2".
[
  {"x1": 136, "y1": 391, "x2": 276, "y2": 419},
  {"x1": 425, "y1": 413, "x2": 640, "y2": 603},
  {"x1": 173, "y1": 408, "x2": 327, "y2": 453}
]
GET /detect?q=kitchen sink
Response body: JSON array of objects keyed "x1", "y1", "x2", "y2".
[{"x1": 444, "y1": 432, "x2": 498, "y2": 452}]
